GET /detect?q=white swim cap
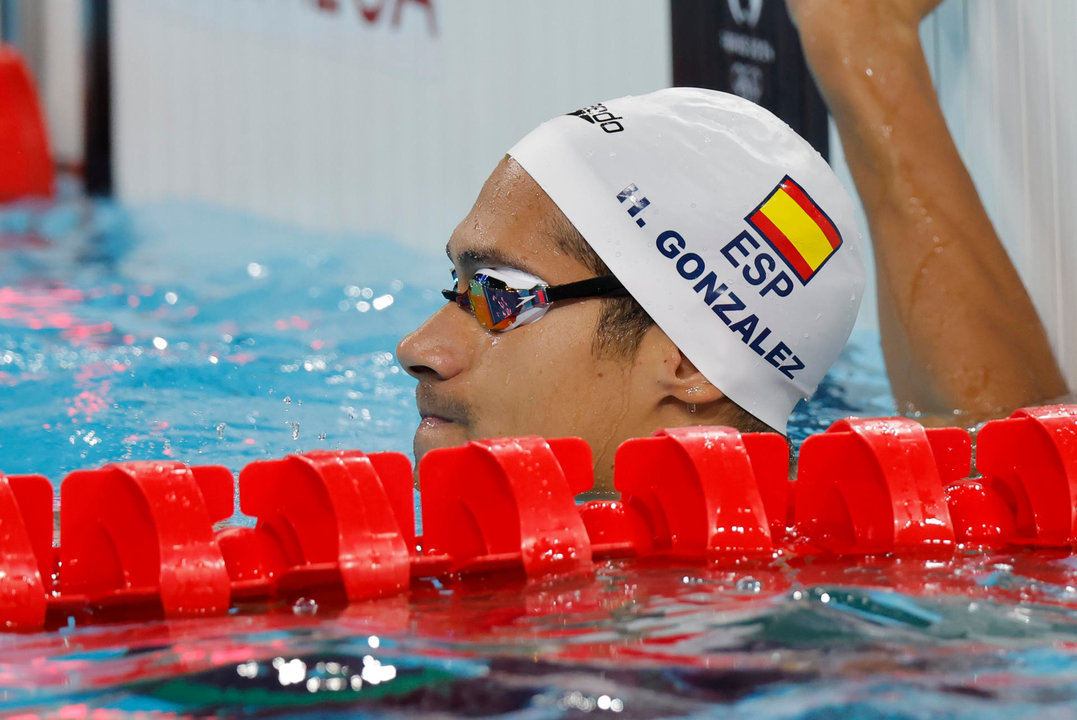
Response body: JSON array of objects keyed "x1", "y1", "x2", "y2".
[{"x1": 509, "y1": 87, "x2": 864, "y2": 434}]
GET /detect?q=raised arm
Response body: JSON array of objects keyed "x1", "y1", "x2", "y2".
[{"x1": 786, "y1": 0, "x2": 1067, "y2": 418}]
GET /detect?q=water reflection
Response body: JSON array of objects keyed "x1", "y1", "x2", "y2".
[{"x1": 2, "y1": 553, "x2": 1077, "y2": 716}]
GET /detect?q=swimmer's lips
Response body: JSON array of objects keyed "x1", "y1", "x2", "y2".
[
  {"x1": 417, "y1": 415, "x2": 455, "y2": 431},
  {"x1": 414, "y1": 383, "x2": 472, "y2": 442},
  {"x1": 415, "y1": 401, "x2": 464, "y2": 429}
]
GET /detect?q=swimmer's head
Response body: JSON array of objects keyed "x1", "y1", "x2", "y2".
[
  {"x1": 508, "y1": 88, "x2": 865, "y2": 433},
  {"x1": 397, "y1": 88, "x2": 864, "y2": 489}
]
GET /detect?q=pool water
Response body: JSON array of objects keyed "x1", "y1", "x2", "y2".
[
  {"x1": 0, "y1": 184, "x2": 440, "y2": 481},
  {"x1": 4, "y1": 190, "x2": 1077, "y2": 718}
]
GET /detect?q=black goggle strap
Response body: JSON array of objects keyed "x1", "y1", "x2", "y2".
[
  {"x1": 441, "y1": 287, "x2": 468, "y2": 306},
  {"x1": 541, "y1": 274, "x2": 628, "y2": 302},
  {"x1": 440, "y1": 273, "x2": 627, "y2": 307},
  {"x1": 441, "y1": 269, "x2": 469, "y2": 307}
]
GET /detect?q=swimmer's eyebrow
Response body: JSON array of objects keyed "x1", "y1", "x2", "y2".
[{"x1": 445, "y1": 245, "x2": 529, "y2": 275}]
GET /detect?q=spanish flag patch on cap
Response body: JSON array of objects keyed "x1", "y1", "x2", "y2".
[{"x1": 747, "y1": 176, "x2": 842, "y2": 284}]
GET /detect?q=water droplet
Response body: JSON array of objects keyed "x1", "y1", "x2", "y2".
[
  {"x1": 293, "y1": 597, "x2": 318, "y2": 615},
  {"x1": 736, "y1": 576, "x2": 762, "y2": 593}
]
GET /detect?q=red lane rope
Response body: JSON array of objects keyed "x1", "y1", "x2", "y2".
[{"x1": 2, "y1": 405, "x2": 1075, "y2": 632}]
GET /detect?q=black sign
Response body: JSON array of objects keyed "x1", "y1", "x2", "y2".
[{"x1": 671, "y1": 0, "x2": 829, "y2": 158}]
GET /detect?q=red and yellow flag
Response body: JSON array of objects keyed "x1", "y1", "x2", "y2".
[{"x1": 747, "y1": 176, "x2": 842, "y2": 284}]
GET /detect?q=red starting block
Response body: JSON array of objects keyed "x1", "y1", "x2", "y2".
[
  {"x1": 0, "y1": 47, "x2": 53, "y2": 200},
  {"x1": 59, "y1": 462, "x2": 234, "y2": 616},
  {"x1": 795, "y1": 417, "x2": 968, "y2": 554},
  {"x1": 233, "y1": 450, "x2": 414, "y2": 601},
  {"x1": 581, "y1": 427, "x2": 789, "y2": 559},
  {"x1": 973, "y1": 405, "x2": 1077, "y2": 546},
  {"x1": 0, "y1": 473, "x2": 51, "y2": 630},
  {"x1": 419, "y1": 436, "x2": 594, "y2": 577}
]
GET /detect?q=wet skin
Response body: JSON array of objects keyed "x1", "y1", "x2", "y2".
[{"x1": 396, "y1": 157, "x2": 713, "y2": 490}]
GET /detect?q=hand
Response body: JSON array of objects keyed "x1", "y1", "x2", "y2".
[
  {"x1": 785, "y1": 0, "x2": 945, "y2": 33},
  {"x1": 786, "y1": 0, "x2": 946, "y2": 71},
  {"x1": 785, "y1": 0, "x2": 943, "y2": 132}
]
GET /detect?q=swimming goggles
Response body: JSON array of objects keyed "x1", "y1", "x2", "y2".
[{"x1": 442, "y1": 266, "x2": 627, "y2": 331}]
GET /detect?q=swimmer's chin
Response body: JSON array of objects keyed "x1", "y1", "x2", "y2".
[{"x1": 413, "y1": 417, "x2": 469, "y2": 462}]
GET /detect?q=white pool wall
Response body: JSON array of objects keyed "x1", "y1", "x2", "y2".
[{"x1": 109, "y1": 0, "x2": 672, "y2": 262}]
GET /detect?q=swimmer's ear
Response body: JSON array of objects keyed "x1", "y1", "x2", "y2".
[
  {"x1": 637, "y1": 325, "x2": 724, "y2": 405},
  {"x1": 667, "y1": 350, "x2": 725, "y2": 404}
]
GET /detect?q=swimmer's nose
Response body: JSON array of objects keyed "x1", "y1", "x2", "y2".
[{"x1": 396, "y1": 303, "x2": 469, "y2": 381}]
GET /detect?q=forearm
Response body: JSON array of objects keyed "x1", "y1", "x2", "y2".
[{"x1": 790, "y1": 0, "x2": 1067, "y2": 416}]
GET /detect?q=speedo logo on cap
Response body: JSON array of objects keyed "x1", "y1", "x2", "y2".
[
  {"x1": 567, "y1": 103, "x2": 625, "y2": 134},
  {"x1": 746, "y1": 176, "x2": 842, "y2": 284}
]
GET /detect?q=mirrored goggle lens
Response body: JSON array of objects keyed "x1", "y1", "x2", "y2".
[{"x1": 469, "y1": 276, "x2": 535, "y2": 331}]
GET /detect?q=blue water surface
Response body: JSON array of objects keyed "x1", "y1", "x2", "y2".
[
  {"x1": 0, "y1": 188, "x2": 441, "y2": 481},
  {"x1": 8, "y1": 192, "x2": 1077, "y2": 720}
]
